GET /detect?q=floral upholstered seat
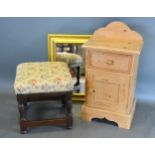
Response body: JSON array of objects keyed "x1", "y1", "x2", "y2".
[{"x1": 14, "y1": 61, "x2": 74, "y2": 94}]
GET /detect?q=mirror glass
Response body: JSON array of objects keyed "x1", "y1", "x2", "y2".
[{"x1": 56, "y1": 43, "x2": 85, "y2": 94}]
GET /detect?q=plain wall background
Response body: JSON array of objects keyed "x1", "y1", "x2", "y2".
[{"x1": 0, "y1": 17, "x2": 155, "y2": 101}]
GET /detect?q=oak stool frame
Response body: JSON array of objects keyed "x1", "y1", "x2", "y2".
[{"x1": 17, "y1": 91, "x2": 73, "y2": 134}]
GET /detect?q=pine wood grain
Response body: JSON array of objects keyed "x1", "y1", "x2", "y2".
[{"x1": 81, "y1": 21, "x2": 143, "y2": 129}]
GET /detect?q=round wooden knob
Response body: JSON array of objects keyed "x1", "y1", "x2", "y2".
[
  {"x1": 89, "y1": 89, "x2": 95, "y2": 93},
  {"x1": 106, "y1": 60, "x2": 114, "y2": 65}
]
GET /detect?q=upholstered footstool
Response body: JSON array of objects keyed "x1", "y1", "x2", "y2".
[
  {"x1": 14, "y1": 61, "x2": 74, "y2": 134},
  {"x1": 56, "y1": 52, "x2": 82, "y2": 92}
]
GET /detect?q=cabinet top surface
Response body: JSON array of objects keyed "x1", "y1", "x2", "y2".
[{"x1": 83, "y1": 21, "x2": 144, "y2": 55}]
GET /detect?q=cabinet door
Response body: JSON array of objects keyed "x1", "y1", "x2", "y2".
[{"x1": 86, "y1": 69, "x2": 130, "y2": 113}]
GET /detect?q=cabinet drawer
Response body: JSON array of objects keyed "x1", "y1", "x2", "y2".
[{"x1": 87, "y1": 50, "x2": 132, "y2": 73}]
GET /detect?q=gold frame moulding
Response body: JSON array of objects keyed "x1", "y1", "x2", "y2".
[{"x1": 48, "y1": 34, "x2": 91, "y2": 101}]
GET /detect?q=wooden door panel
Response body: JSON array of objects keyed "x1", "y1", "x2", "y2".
[
  {"x1": 86, "y1": 69, "x2": 130, "y2": 113},
  {"x1": 95, "y1": 80, "x2": 119, "y2": 104}
]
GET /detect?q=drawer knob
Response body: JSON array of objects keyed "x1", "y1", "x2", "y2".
[
  {"x1": 89, "y1": 89, "x2": 95, "y2": 93},
  {"x1": 106, "y1": 60, "x2": 114, "y2": 65}
]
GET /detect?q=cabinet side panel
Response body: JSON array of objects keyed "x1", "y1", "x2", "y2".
[{"x1": 126, "y1": 55, "x2": 139, "y2": 114}]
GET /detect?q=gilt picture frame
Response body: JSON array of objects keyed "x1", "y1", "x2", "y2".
[{"x1": 48, "y1": 34, "x2": 91, "y2": 101}]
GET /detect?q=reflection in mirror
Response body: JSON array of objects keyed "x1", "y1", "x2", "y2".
[{"x1": 56, "y1": 43, "x2": 85, "y2": 94}]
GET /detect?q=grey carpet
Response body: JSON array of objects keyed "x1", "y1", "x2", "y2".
[{"x1": 0, "y1": 92, "x2": 155, "y2": 138}]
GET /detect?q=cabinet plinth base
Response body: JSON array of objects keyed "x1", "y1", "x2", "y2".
[{"x1": 81, "y1": 100, "x2": 136, "y2": 129}]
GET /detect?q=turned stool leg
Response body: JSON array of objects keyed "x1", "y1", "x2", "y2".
[
  {"x1": 62, "y1": 93, "x2": 73, "y2": 129},
  {"x1": 66, "y1": 96, "x2": 73, "y2": 129},
  {"x1": 23, "y1": 102, "x2": 28, "y2": 109},
  {"x1": 17, "y1": 95, "x2": 28, "y2": 134},
  {"x1": 61, "y1": 96, "x2": 65, "y2": 109}
]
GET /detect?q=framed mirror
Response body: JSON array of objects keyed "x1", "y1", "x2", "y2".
[{"x1": 48, "y1": 34, "x2": 91, "y2": 101}]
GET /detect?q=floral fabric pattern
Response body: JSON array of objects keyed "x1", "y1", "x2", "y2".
[{"x1": 14, "y1": 62, "x2": 74, "y2": 94}]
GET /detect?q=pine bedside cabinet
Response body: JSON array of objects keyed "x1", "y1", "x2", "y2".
[{"x1": 81, "y1": 21, "x2": 144, "y2": 129}]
